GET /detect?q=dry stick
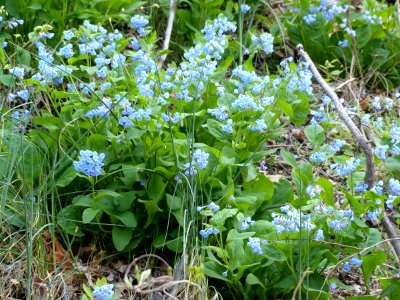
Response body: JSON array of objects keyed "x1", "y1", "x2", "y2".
[
  {"x1": 158, "y1": 0, "x2": 177, "y2": 69},
  {"x1": 296, "y1": 44, "x2": 400, "y2": 262}
]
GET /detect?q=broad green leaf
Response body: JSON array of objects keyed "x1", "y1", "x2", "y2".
[
  {"x1": 385, "y1": 156, "x2": 400, "y2": 177},
  {"x1": 361, "y1": 251, "x2": 386, "y2": 291},
  {"x1": 112, "y1": 227, "x2": 132, "y2": 251},
  {"x1": 148, "y1": 175, "x2": 166, "y2": 202},
  {"x1": 56, "y1": 165, "x2": 78, "y2": 187},
  {"x1": 227, "y1": 229, "x2": 254, "y2": 241},
  {"x1": 280, "y1": 149, "x2": 297, "y2": 168},
  {"x1": 127, "y1": 127, "x2": 146, "y2": 140},
  {"x1": 339, "y1": 186, "x2": 363, "y2": 214},
  {"x1": 246, "y1": 273, "x2": 265, "y2": 287},
  {"x1": 304, "y1": 124, "x2": 325, "y2": 146},
  {"x1": 271, "y1": 178, "x2": 294, "y2": 205},
  {"x1": 204, "y1": 261, "x2": 227, "y2": 280},
  {"x1": 317, "y1": 177, "x2": 334, "y2": 206},
  {"x1": 211, "y1": 209, "x2": 238, "y2": 227},
  {"x1": 72, "y1": 195, "x2": 93, "y2": 207},
  {"x1": 82, "y1": 208, "x2": 100, "y2": 224},
  {"x1": 57, "y1": 206, "x2": 85, "y2": 237},
  {"x1": 115, "y1": 211, "x2": 137, "y2": 228},
  {"x1": 139, "y1": 199, "x2": 163, "y2": 228}
]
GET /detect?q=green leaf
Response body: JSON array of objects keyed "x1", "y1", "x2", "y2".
[
  {"x1": 57, "y1": 206, "x2": 85, "y2": 237},
  {"x1": 317, "y1": 177, "x2": 334, "y2": 206},
  {"x1": 72, "y1": 195, "x2": 93, "y2": 207},
  {"x1": 361, "y1": 251, "x2": 386, "y2": 291},
  {"x1": 112, "y1": 227, "x2": 132, "y2": 251},
  {"x1": 82, "y1": 208, "x2": 100, "y2": 224},
  {"x1": 304, "y1": 124, "x2": 325, "y2": 146},
  {"x1": 148, "y1": 175, "x2": 167, "y2": 202},
  {"x1": 115, "y1": 211, "x2": 137, "y2": 228},
  {"x1": 280, "y1": 149, "x2": 297, "y2": 168},
  {"x1": 271, "y1": 178, "x2": 294, "y2": 205},
  {"x1": 139, "y1": 199, "x2": 163, "y2": 228},
  {"x1": 356, "y1": 25, "x2": 372, "y2": 49},
  {"x1": 385, "y1": 156, "x2": 400, "y2": 177},
  {"x1": 363, "y1": 228, "x2": 381, "y2": 248},
  {"x1": 204, "y1": 261, "x2": 227, "y2": 280},
  {"x1": 243, "y1": 175, "x2": 274, "y2": 204},
  {"x1": 339, "y1": 186, "x2": 363, "y2": 214},
  {"x1": 56, "y1": 165, "x2": 78, "y2": 187},
  {"x1": 127, "y1": 127, "x2": 146, "y2": 140},
  {"x1": 246, "y1": 273, "x2": 264, "y2": 287},
  {"x1": 0, "y1": 74, "x2": 15, "y2": 87},
  {"x1": 227, "y1": 229, "x2": 254, "y2": 241},
  {"x1": 276, "y1": 100, "x2": 294, "y2": 119},
  {"x1": 211, "y1": 209, "x2": 238, "y2": 227}
]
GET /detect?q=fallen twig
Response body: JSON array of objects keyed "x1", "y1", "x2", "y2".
[
  {"x1": 158, "y1": 0, "x2": 177, "y2": 68},
  {"x1": 296, "y1": 44, "x2": 400, "y2": 262}
]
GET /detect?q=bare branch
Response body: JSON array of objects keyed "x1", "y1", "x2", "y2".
[{"x1": 158, "y1": 0, "x2": 177, "y2": 68}]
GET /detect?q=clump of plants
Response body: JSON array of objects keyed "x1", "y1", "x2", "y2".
[{"x1": 1, "y1": 1, "x2": 400, "y2": 299}]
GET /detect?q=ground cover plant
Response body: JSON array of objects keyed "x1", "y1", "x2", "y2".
[{"x1": 1, "y1": 0, "x2": 400, "y2": 299}]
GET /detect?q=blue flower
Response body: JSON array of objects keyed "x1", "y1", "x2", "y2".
[
  {"x1": 365, "y1": 210, "x2": 380, "y2": 224},
  {"x1": 306, "y1": 185, "x2": 322, "y2": 198},
  {"x1": 63, "y1": 30, "x2": 75, "y2": 40},
  {"x1": 16, "y1": 90, "x2": 29, "y2": 101},
  {"x1": 222, "y1": 270, "x2": 228, "y2": 277},
  {"x1": 329, "y1": 283, "x2": 337, "y2": 291},
  {"x1": 92, "y1": 283, "x2": 114, "y2": 300},
  {"x1": 349, "y1": 257, "x2": 362, "y2": 267},
  {"x1": 9, "y1": 67, "x2": 25, "y2": 77},
  {"x1": 193, "y1": 149, "x2": 209, "y2": 170},
  {"x1": 208, "y1": 202, "x2": 220, "y2": 212},
  {"x1": 314, "y1": 229, "x2": 324, "y2": 241},
  {"x1": 354, "y1": 182, "x2": 368, "y2": 193},
  {"x1": 252, "y1": 33, "x2": 274, "y2": 54},
  {"x1": 73, "y1": 150, "x2": 105, "y2": 176},
  {"x1": 208, "y1": 107, "x2": 229, "y2": 121},
  {"x1": 241, "y1": 217, "x2": 255, "y2": 230},
  {"x1": 338, "y1": 39, "x2": 348, "y2": 47},
  {"x1": 131, "y1": 15, "x2": 149, "y2": 35},
  {"x1": 329, "y1": 139, "x2": 346, "y2": 154},
  {"x1": 310, "y1": 152, "x2": 326, "y2": 163},
  {"x1": 374, "y1": 145, "x2": 389, "y2": 160},
  {"x1": 343, "y1": 262, "x2": 351, "y2": 272},
  {"x1": 247, "y1": 237, "x2": 264, "y2": 254},
  {"x1": 222, "y1": 119, "x2": 233, "y2": 133},
  {"x1": 372, "y1": 96, "x2": 381, "y2": 110},
  {"x1": 330, "y1": 157, "x2": 360, "y2": 176},
  {"x1": 389, "y1": 178, "x2": 400, "y2": 196},
  {"x1": 59, "y1": 44, "x2": 74, "y2": 58},
  {"x1": 240, "y1": 4, "x2": 251, "y2": 13},
  {"x1": 303, "y1": 14, "x2": 317, "y2": 24}
]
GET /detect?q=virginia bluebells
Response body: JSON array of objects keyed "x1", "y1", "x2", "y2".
[
  {"x1": 9, "y1": 67, "x2": 25, "y2": 77},
  {"x1": 92, "y1": 283, "x2": 114, "y2": 300},
  {"x1": 330, "y1": 157, "x2": 361, "y2": 176},
  {"x1": 314, "y1": 229, "x2": 324, "y2": 241},
  {"x1": 73, "y1": 150, "x2": 105, "y2": 176},
  {"x1": 310, "y1": 152, "x2": 326, "y2": 163}
]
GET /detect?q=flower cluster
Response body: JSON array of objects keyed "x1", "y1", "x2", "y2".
[
  {"x1": 343, "y1": 257, "x2": 362, "y2": 272},
  {"x1": 199, "y1": 227, "x2": 219, "y2": 238},
  {"x1": 272, "y1": 205, "x2": 315, "y2": 235},
  {"x1": 330, "y1": 157, "x2": 361, "y2": 176},
  {"x1": 92, "y1": 283, "x2": 114, "y2": 300},
  {"x1": 247, "y1": 237, "x2": 266, "y2": 254},
  {"x1": 184, "y1": 149, "x2": 209, "y2": 176},
  {"x1": 313, "y1": 204, "x2": 354, "y2": 232},
  {"x1": 73, "y1": 150, "x2": 105, "y2": 176},
  {"x1": 241, "y1": 217, "x2": 255, "y2": 230}
]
